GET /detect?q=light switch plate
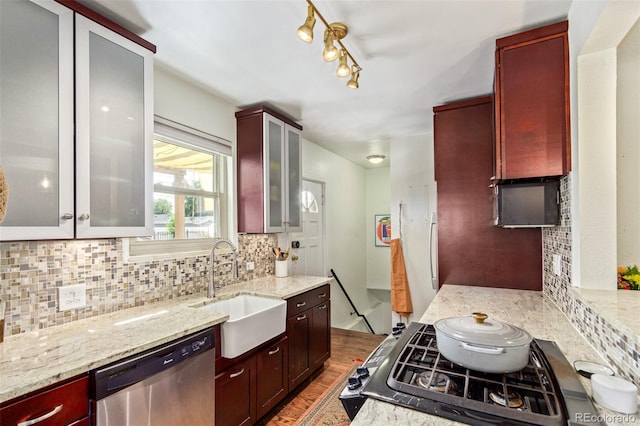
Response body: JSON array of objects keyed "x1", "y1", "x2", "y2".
[
  {"x1": 553, "y1": 254, "x2": 562, "y2": 276},
  {"x1": 246, "y1": 261, "x2": 255, "y2": 271},
  {"x1": 58, "y1": 284, "x2": 87, "y2": 311}
]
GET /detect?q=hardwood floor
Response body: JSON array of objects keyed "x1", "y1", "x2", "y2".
[{"x1": 258, "y1": 327, "x2": 386, "y2": 425}]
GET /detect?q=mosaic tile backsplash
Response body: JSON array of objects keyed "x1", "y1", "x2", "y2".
[
  {"x1": 0, "y1": 234, "x2": 277, "y2": 336},
  {"x1": 543, "y1": 174, "x2": 640, "y2": 388}
]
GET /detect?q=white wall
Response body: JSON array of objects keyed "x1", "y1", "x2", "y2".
[
  {"x1": 301, "y1": 140, "x2": 374, "y2": 329},
  {"x1": 570, "y1": 0, "x2": 640, "y2": 288},
  {"x1": 154, "y1": 65, "x2": 237, "y2": 142},
  {"x1": 617, "y1": 19, "x2": 640, "y2": 266},
  {"x1": 389, "y1": 134, "x2": 437, "y2": 326},
  {"x1": 366, "y1": 167, "x2": 391, "y2": 290}
]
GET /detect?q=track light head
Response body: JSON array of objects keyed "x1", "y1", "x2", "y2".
[
  {"x1": 336, "y1": 50, "x2": 350, "y2": 78},
  {"x1": 347, "y1": 66, "x2": 360, "y2": 89},
  {"x1": 322, "y1": 30, "x2": 339, "y2": 62},
  {"x1": 296, "y1": 5, "x2": 316, "y2": 43}
]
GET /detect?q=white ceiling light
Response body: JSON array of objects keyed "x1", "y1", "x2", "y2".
[{"x1": 367, "y1": 155, "x2": 385, "y2": 164}]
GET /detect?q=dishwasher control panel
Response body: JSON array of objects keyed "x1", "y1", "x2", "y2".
[{"x1": 91, "y1": 327, "x2": 215, "y2": 400}]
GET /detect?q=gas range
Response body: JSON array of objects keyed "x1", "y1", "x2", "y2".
[{"x1": 340, "y1": 322, "x2": 604, "y2": 425}]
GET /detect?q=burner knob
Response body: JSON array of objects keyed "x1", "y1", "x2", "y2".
[
  {"x1": 356, "y1": 366, "x2": 370, "y2": 378},
  {"x1": 396, "y1": 322, "x2": 406, "y2": 330},
  {"x1": 347, "y1": 375, "x2": 362, "y2": 390},
  {"x1": 392, "y1": 327, "x2": 402, "y2": 336}
]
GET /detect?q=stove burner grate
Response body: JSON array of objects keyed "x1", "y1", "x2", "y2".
[{"x1": 386, "y1": 324, "x2": 565, "y2": 425}]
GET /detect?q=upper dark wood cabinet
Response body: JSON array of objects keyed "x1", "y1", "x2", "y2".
[
  {"x1": 236, "y1": 105, "x2": 302, "y2": 234},
  {"x1": 494, "y1": 20, "x2": 570, "y2": 180},
  {"x1": 433, "y1": 97, "x2": 542, "y2": 291}
]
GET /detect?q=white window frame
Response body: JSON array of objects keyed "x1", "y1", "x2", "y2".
[{"x1": 125, "y1": 116, "x2": 234, "y2": 263}]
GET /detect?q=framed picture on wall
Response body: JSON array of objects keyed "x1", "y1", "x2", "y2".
[{"x1": 375, "y1": 214, "x2": 391, "y2": 247}]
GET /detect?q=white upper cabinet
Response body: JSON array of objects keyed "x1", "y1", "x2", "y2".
[
  {"x1": 75, "y1": 15, "x2": 153, "y2": 239},
  {"x1": 0, "y1": 0, "x2": 75, "y2": 240},
  {"x1": 0, "y1": 0, "x2": 154, "y2": 241}
]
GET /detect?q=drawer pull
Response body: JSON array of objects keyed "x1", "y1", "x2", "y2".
[
  {"x1": 318, "y1": 293, "x2": 327, "y2": 298},
  {"x1": 297, "y1": 314, "x2": 307, "y2": 321},
  {"x1": 18, "y1": 404, "x2": 63, "y2": 426},
  {"x1": 229, "y1": 368, "x2": 245, "y2": 379},
  {"x1": 318, "y1": 304, "x2": 327, "y2": 310},
  {"x1": 268, "y1": 347, "x2": 280, "y2": 356},
  {"x1": 296, "y1": 302, "x2": 306, "y2": 308}
]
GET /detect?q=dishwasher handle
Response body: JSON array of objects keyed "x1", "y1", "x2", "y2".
[{"x1": 91, "y1": 327, "x2": 215, "y2": 401}]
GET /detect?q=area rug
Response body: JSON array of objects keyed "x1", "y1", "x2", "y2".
[{"x1": 296, "y1": 363, "x2": 358, "y2": 426}]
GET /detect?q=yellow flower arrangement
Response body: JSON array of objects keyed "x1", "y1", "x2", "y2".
[{"x1": 618, "y1": 265, "x2": 640, "y2": 290}]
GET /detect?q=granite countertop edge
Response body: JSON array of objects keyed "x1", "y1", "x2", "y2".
[{"x1": 0, "y1": 274, "x2": 332, "y2": 404}]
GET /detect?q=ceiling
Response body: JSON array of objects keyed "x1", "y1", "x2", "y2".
[{"x1": 82, "y1": 0, "x2": 572, "y2": 168}]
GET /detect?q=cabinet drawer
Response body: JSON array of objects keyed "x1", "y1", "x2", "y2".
[
  {"x1": 0, "y1": 375, "x2": 89, "y2": 426},
  {"x1": 287, "y1": 285, "x2": 330, "y2": 317}
]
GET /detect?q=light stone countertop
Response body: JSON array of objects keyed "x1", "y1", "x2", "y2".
[
  {"x1": 0, "y1": 274, "x2": 331, "y2": 404},
  {"x1": 352, "y1": 284, "x2": 639, "y2": 426},
  {"x1": 569, "y1": 287, "x2": 640, "y2": 337}
]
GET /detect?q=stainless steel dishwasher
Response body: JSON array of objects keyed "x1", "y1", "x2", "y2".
[{"x1": 90, "y1": 327, "x2": 215, "y2": 426}]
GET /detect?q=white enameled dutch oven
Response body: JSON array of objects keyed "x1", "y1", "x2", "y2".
[{"x1": 434, "y1": 312, "x2": 533, "y2": 373}]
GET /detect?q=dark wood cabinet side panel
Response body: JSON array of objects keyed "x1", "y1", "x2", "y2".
[
  {"x1": 236, "y1": 115, "x2": 265, "y2": 233},
  {"x1": 500, "y1": 35, "x2": 568, "y2": 179},
  {"x1": 434, "y1": 100, "x2": 542, "y2": 291}
]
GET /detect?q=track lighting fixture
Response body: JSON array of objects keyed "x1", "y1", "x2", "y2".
[
  {"x1": 296, "y1": 0, "x2": 362, "y2": 89},
  {"x1": 296, "y1": 5, "x2": 315, "y2": 43}
]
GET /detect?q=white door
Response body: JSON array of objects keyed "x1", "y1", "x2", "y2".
[{"x1": 290, "y1": 179, "x2": 324, "y2": 276}]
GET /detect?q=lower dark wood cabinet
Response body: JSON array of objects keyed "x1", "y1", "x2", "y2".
[{"x1": 215, "y1": 356, "x2": 257, "y2": 426}]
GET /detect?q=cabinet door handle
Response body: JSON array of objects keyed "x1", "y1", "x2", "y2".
[
  {"x1": 17, "y1": 404, "x2": 63, "y2": 426},
  {"x1": 318, "y1": 293, "x2": 327, "y2": 298},
  {"x1": 61, "y1": 213, "x2": 73, "y2": 220},
  {"x1": 318, "y1": 304, "x2": 327, "y2": 310},
  {"x1": 296, "y1": 314, "x2": 307, "y2": 321},
  {"x1": 268, "y1": 347, "x2": 280, "y2": 356},
  {"x1": 229, "y1": 368, "x2": 245, "y2": 379},
  {"x1": 79, "y1": 213, "x2": 90, "y2": 221},
  {"x1": 296, "y1": 302, "x2": 306, "y2": 308}
]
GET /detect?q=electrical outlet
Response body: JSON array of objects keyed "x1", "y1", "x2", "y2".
[
  {"x1": 553, "y1": 254, "x2": 562, "y2": 276},
  {"x1": 246, "y1": 261, "x2": 255, "y2": 271},
  {"x1": 58, "y1": 284, "x2": 86, "y2": 311}
]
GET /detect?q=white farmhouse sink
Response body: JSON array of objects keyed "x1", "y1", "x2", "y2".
[{"x1": 196, "y1": 295, "x2": 286, "y2": 358}]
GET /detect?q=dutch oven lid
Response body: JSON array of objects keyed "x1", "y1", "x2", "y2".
[{"x1": 434, "y1": 312, "x2": 532, "y2": 347}]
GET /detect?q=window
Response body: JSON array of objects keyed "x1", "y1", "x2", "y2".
[{"x1": 127, "y1": 117, "x2": 232, "y2": 259}]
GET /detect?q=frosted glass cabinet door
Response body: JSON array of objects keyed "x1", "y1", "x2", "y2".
[
  {"x1": 0, "y1": 0, "x2": 74, "y2": 241},
  {"x1": 264, "y1": 114, "x2": 285, "y2": 233},
  {"x1": 75, "y1": 15, "x2": 153, "y2": 238},
  {"x1": 286, "y1": 126, "x2": 302, "y2": 232}
]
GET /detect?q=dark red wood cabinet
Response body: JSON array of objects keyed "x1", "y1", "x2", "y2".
[
  {"x1": 215, "y1": 355, "x2": 257, "y2": 426},
  {"x1": 256, "y1": 337, "x2": 289, "y2": 419},
  {"x1": 494, "y1": 20, "x2": 570, "y2": 180},
  {"x1": 286, "y1": 285, "x2": 331, "y2": 390},
  {"x1": 0, "y1": 375, "x2": 89, "y2": 426},
  {"x1": 434, "y1": 97, "x2": 542, "y2": 290}
]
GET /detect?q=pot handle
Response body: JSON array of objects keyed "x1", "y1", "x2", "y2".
[{"x1": 460, "y1": 341, "x2": 505, "y2": 355}]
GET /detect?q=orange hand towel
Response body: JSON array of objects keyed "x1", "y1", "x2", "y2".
[{"x1": 390, "y1": 238, "x2": 413, "y2": 318}]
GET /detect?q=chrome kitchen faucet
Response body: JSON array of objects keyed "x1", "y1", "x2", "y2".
[{"x1": 209, "y1": 239, "x2": 238, "y2": 298}]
